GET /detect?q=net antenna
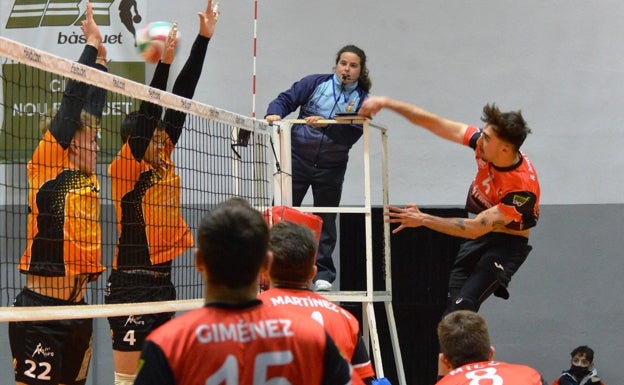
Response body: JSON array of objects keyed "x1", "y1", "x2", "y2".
[{"x1": 231, "y1": 0, "x2": 259, "y2": 152}]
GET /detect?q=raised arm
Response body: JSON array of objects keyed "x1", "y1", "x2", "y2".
[
  {"x1": 162, "y1": 0, "x2": 218, "y2": 145},
  {"x1": 127, "y1": 25, "x2": 176, "y2": 160},
  {"x1": 358, "y1": 95, "x2": 468, "y2": 145},
  {"x1": 50, "y1": 1, "x2": 106, "y2": 147}
]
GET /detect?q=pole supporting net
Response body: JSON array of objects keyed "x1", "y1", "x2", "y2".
[{"x1": 0, "y1": 36, "x2": 273, "y2": 321}]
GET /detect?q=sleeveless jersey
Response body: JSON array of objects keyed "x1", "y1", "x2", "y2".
[
  {"x1": 463, "y1": 126, "x2": 540, "y2": 231},
  {"x1": 134, "y1": 301, "x2": 351, "y2": 385},
  {"x1": 259, "y1": 287, "x2": 374, "y2": 382},
  {"x1": 437, "y1": 360, "x2": 547, "y2": 385},
  {"x1": 108, "y1": 141, "x2": 193, "y2": 268},
  {"x1": 20, "y1": 130, "x2": 103, "y2": 277}
]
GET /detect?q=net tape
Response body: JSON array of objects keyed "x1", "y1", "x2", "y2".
[{"x1": 0, "y1": 36, "x2": 273, "y2": 321}]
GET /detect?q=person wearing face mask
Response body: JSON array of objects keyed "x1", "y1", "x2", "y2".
[
  {"x1": 552, "y1": 345, "x2": 606, "y2": 385},
  {"x1": 265, "y1": 44, "x2": 372, "y2": 292}
]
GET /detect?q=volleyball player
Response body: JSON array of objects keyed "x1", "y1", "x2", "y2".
[
  {"x1": 105, "y1": 2, "x2": 219, "y2": 384},
  {"x1": 133, "y1": 198, "x2": 352, "y2": 385},
  {"x1": 8, "y1": 3, "x2": 108, "y2": 384},
  {"x1": 436, "y1": 310, "x2": 547, "y2": 384},
  {"x1": 259, "y1": 220, "x2": 375, "y2": 384},
  {"x1": 358, "y1": 97, "x2": 540, "y2": 316}
]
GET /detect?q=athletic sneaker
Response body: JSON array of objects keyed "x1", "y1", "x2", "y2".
[{"x1": 314, "y1": 279, "x2": 333, "y2": 292}]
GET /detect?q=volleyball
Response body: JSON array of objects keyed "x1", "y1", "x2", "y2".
[{"x1": 136, "y1": 21, "x2": 180, "y2": 63}]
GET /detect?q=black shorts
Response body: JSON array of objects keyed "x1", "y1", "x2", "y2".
[
  {"x1": 9, "y1": 288, "x2": 93, "y2": 385},
  {"x1": 105, "y1": 269, "x2": 176, "y2": 351},
  {"x1": 448, "y1": 232, "x2": 532, "y2": 299}
]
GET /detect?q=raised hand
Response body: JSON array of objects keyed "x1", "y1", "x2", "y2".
[
  {"x1": 80, "y1": 1, "x2": 102, "y2": 48},
  {"x1": 198, "y1": 0, "x2": 219, "y2": 38},
  {"x1": 161, "y1": 22, "x2": 178, "y2": 65}
]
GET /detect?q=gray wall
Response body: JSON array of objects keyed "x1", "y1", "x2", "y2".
[{"x1": 1, "y1": 0, "x2": 623, "y2": 384}]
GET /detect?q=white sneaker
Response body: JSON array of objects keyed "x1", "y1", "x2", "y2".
[{"x1": 314, "y1": 279, "x2": 333, "y2": 292}]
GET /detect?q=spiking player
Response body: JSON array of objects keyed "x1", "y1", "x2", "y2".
[{"x1": 359, "y1": 97, "x2": 540, "y2": 317}]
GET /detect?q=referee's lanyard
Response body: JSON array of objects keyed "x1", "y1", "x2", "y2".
[{"x1": 332, "y1": 78, "x2": 356, "y2": 111}]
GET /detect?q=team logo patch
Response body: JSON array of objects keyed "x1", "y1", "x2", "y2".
[
  {"x1": 124, "y1": 315, "x2": 145, "y2": 326},
  {"x1": 32, "y1": 342, "x2": 55, "y2": 358},
  {"x1": 512, "y1": 194, "x2": 530, "y2": 207}
]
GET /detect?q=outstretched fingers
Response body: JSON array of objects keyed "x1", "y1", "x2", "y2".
[
  {"x1": 83, "y1": 2, "x2": 102, "y2": 47},
  {"x1": 198, "y1": 0, "x2": 219, "y2": 38}
]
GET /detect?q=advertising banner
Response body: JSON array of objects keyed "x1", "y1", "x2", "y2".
[{"x1": 1, "y1": 0, "x2": 148, "y2": 162}]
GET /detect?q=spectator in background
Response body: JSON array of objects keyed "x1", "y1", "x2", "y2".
[{"x1": 552, "y1": 345, "x2": 606, "y2": 385}]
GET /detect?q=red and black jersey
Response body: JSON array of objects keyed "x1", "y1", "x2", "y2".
[
  {"x1": 134, "y1": 300, "x2": 352, "y2": 385},
  {"x1": 259, "y1": 287, "x2": 374, "y2": 383},
  {"x1": 463, "y1": 126, "x2": 540, "y2": 231},
  {"x1": 437, "y1": 360, "x2": 548, "y2": 385}
]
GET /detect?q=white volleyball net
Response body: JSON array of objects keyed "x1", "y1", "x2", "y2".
[{"x1": 0, "y1": 36, "x2": 273, "y2": 321}]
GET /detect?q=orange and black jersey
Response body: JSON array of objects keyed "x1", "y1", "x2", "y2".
[
  {"x1": 259, "y1": 287, "x2": 374, "y2": 383},
  {"x1": 437, "y1": 360, "x2": 547, "y2": 385},
  {"x1": 134, "y1": 300, "x2": 352, "y2": 385},
  {"x1": 109, "y1": 35, "x2": 210, "y2": 269},
  {"x1": 20, "y1": 44, "x2": 106, "y2": 278},
  {"x1": 463, "y1": 126, "x2": 540, "y2": 231}
]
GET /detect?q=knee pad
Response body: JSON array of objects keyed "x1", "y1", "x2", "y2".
[{"x1": 114, "y1": 371, "x2": 136, "y2": 385}]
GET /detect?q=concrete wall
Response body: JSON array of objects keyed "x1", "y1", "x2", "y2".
[{"x1": 1, "y1": 1, "x2": 623, "y2": 384}]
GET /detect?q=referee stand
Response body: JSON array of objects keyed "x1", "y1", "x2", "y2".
[{"x1": 271, "y1": 118, "x2": 406, "y2": 385}]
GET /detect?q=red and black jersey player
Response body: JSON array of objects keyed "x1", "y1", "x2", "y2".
[
  {"x1": 358, "y1": 96, "x2": 540, "y2": 315},
  {"x1": 133, "y1": 198, "x2": 352, "y2": 385}
]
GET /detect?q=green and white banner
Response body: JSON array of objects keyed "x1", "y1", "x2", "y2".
[{"x1": 1, "y1": 0, "x2": 148, "y2": 162}]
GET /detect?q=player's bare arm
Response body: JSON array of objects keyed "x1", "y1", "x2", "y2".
[
  {"x1": 359, "y1": 96, "x2": 468, "y2": 144},
  {"x1": 385, "y1": 204, "x2": 517, "y2": 239}
]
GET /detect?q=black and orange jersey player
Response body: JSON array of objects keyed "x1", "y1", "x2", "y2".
[
  {"x1": 9, "y1": 3, "x2": 108, "y2": 385},
  {"x1": 105, "y1": 2, "x2": 219, "y2": 383},
  {"x1": 134, "y1": 198, "x2": 352, "y2": 385}
]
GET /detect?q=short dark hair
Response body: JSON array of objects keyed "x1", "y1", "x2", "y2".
[
  {"x1": 437, "y1": 310, "x2": 491, "y2": 369},
  {"x1": 571, "y1": 345, "x2": 595, "y2": 363},
  {"x1": 196, "y1": 198, "x2": 268, "y2": 289},
  {"x1": 268, "y1": 221, "x2": 317, "y2": 283},
  {"x1": 481, "y1": 103, "x2": 531, "y2": 150}
]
